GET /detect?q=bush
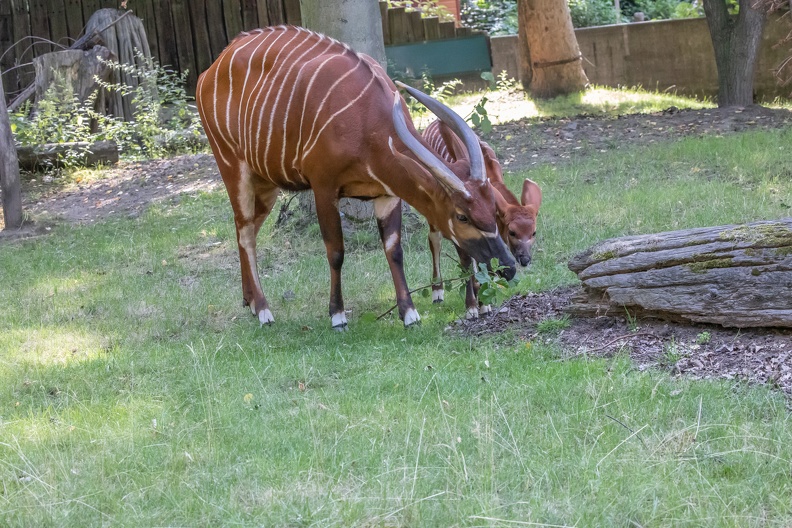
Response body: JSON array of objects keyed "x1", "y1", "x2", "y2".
[
  {"x1": 461, "y1": 0, "x2": 518, "y2": 35},
  {"x1": 569, "y1": 0, "x2": 623, "y2": 27},
  {"x1": 10, "y1": 53, "x2": 204, "y2": 166}
]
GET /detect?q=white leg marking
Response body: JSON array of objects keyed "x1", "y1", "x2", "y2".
[
  {"x1": 480, "y1": 305, "x2": 492, "y2": 315},
  {"x1": 373, "y1": 195, "x2": 399, "y2": 218},
  {"x1": 466, "y1": 307, "x2": 480, "y2": 320},
  {"x1": 432, "y1": 289, "x2": 445, "y2": 303},
  {"x1": 384, "y1": 232, "x2": 399, "y2": 252},
  {"x1": 331, "y1": 311, "x2": 348, "y2": 330},
  {"x1": 404, "y1": 308, "x2": 421, "y2": 327},
  {"x1": 259, "y1": 309, "x2": 274, "y2": 325}
]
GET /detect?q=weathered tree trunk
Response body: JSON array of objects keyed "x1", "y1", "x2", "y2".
[
  {"x1": 32, "y1": 47, "x2": 114, "y2": 117},
  {"x1": 703, "y1": 0, "x2": 767, "y2": 107},
  {"x1": 0, "y1": 77, "x2": 23, "y2": 229},
  {"x1": 517, "y1": 0, "x2": 589, "y2": 98},
  {"x1": 85, "y1": 9, "x2": 155, "y2": 121},
  {"x1": 568, "y1": 219, "x2": 792, "y2": 328},
  {"x1": 297, "y1": 0, "x2": 388, "y2": 222},
  {"x1": 16, "y1": 141, "x2": 119, "y2": 171}
]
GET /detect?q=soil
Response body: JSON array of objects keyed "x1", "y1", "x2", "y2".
[{"x1": 4, "y1": 103, "x2": 792, "y2": 400}]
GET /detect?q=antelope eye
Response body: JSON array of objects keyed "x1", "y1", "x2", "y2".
[
  {"x1": 456, "y1": 214, "x2": 469, "y2": 223},
  {"x1": 532, "y1": 231, "x2": 537, "y2": 238},
  {"x1": 509, "y1": 230, "x2": 517, "y2": 238}
]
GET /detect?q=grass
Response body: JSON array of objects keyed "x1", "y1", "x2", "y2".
[{"x1": 2, "y1": 89, "x2": 792, "y2": 526}]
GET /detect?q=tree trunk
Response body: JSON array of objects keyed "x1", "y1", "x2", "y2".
[
  {"x1": 517, "y1": 0, "x2": 589, "y2": 98},
  {"x1": 0, "y1": 77, "x2": 23, "y2": 230},
  {"x1": 297, "y1": 0, "x2": 387, "y2": 222},
  {"x1": 16, "y1": 141, "x2": 119, "y2": 171},
  {"x1": 703, "y1": 0, "x2": 767, "y2": 107},
  {"x1": 567, "y1": 219, "x2": 792, "y2": 328}
]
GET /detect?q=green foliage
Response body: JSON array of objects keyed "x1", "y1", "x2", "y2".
[
  {"x1": 536, "y1": 315, "x2": 572, "y2": 334},
  {"x1": 452, "y1": 258, "x2": 516, "y2": 307},
  {"x1": 388, "y1": 0, "x2": 456, "y2": 21},
  {"x1": 10, "y1": 52, "x2": 204, "y2": 167},
  {"x1": 634, "y1": 0, "x2": 705, "y2": 19},
  {"x1": 461, "y1": 0, "x2": 518, "y2": 35},
  {"x1": 569, "y1": 0, "x2": 623, "y2": 27},
  {"x1": 466, "y1": 95, "x2": 492, "y2": 134}
]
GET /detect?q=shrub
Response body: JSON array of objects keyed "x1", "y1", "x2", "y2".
[{"x1": 569, "y1": 0, "x2": 624, "y2": 27}]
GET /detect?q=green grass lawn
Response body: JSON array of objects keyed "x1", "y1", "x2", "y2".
[{"x1": 2, "y1": 93, "x2": 792, "y2": 526}]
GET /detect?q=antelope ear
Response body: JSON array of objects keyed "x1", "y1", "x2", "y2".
[
  {"x1": 492, "y1": 185, "x2": 510, "y2": 216},
  {"x1": 521, "y1": 179, "x2": 542, "y2": 210},
  {"x1": 479, "y1": 140, "x2": 504, "y2": 184}
]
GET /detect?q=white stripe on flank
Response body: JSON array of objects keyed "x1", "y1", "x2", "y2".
[
  {"x1": 279, "y1": 37, "x2": 336, "y2": 177},
  {"x1": 263, "y1": 33, "x2": 329, "y2": 182},
  {"x1": 224, "y1": 34, "x2": 261, "y2": 146},
  {"x1": 292, "y1": 53, "x2": 344, "y2": 168},
  {"x1": 250, "y1": 29, "x2": 307, "y2": 178},
  {"x1": 237, "y1": 30, "x2": 279, "y2": 141},
  {"x1": 367, "y1": 165, "x2": 395, "y2": 196},
  {"x1": 301, "y1": 55, "x2": 365, "y2": 158}
]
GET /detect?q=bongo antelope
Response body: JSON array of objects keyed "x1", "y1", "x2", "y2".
[
  {"x1": 196, "y1": 26, "x2": 515, "y2": 329},
  {"x1": 423, "y1": 119, "x2": 542, "y2": 318}
]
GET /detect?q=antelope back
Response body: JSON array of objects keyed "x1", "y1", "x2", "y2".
[{"x1": 196, "y1": 26, "x2": 395, "y2": 191}]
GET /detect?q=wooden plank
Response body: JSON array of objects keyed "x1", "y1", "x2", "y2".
[
  {"x1": 267, "y1": 0, "x2": 285, "y2": 25},
  {"x1": 423, "y1": 16, "x2": 440, "y2": 41},
  {"x1": 223, "y1": 0, "x2": 244, "y2": 41},
  {"x1": 388, "y1": 7, "x2": 408, "y2": 45},
  {"x1": 283, "y1": 0, "x2": 301, "y2": 26},
  {"x1": 256, "y1": 0, "x2": 270, "y2": 27},
  {"x1": 407, "y1": 10, "x2": 423, "y2": 42},
  {"x1": 170, "y1": 0, "x2": 196, "y2": 88},
  {"x1": 133, "y1": 0, "x2": 159, "y2": 65},
  {"x1": 205, "y1": 0, "x2": 227, "y2": 58},
  {"x1": 64, "y1": 0, "x2": 85, "y2": 41},
  {"x1": 11, "y1": 0, "x2": 34, "y2": 92},
  {"x1": 456, "y1": 26, "x2": 470, "y2": 37},
  {"x1": 379, "y1": 1, "x2": 390, "y2": 45},
  {"x1": 241, "y1": 0, "x2": 259, "y2": 30},
  {"x1": 439, "y1": 20, "x2": 456, "y2": 39},
  {"x1": 155, "y1": 0, "x2": 179, "y2": 69},
  {"x1": 49, "y1": 0, "x2": 70, "y2": 48},
  {"x1": 187, "y1": 0, "x2": 213, "y2": 75},
  {"x1": 29, "y1": 0, "x2": 52, "y2": 54},
  {"x1": 0, "y1": 0, "x2": 15, "y2": 102},
  {"x1": 82, "y1": 0, "x2": 102, "y2": 22}
]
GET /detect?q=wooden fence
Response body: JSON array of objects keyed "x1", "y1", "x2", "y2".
[
  {"x1": 1, "y1": 0, "x2": 475, "y2": 101},
  {"x1": 1, "y1": 0, "x2": 301, "y2": 99}
]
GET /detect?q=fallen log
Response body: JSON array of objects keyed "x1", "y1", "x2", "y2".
[
  {"x1": 567, "y1": 218, "x2": 792, "y2": 328},
  {"x1": 16, "y1": 140, "x2": 119, "y2": 170}
]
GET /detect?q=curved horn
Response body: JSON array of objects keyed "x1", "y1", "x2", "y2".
[
  {"x1": 391, "y1": 92, "x2": 470, "y2": 198},
  {"x1": 395, "y1": 80, "x2": 485, "y2": 182}
]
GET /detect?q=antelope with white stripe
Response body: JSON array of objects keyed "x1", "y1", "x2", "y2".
[
  {"x1": 423, "y1": 119, "x2": 542, "y2": 318},
  {"x1": 196, "y1": 26, "x2": 515, "y2": 329}
]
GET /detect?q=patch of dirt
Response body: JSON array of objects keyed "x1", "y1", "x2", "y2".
[
  {"x1": 457, "y1": 288, "x2": 792, "y2": 401},
  {"x1": 4, "y1": 103, "x2": 792, "y2": 399}
]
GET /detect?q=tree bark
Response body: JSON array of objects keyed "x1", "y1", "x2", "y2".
[
  {"x1": 517, "y1": 0, "x2": 589, "y2": 98},
  {"x1": 297, "y1": 0, "x2": 388, "y2": 222},
  {"x1": 703, "y1": 0, "x2": 767, "y2": 107},
  {"x1": 0, "y1": 77, "x2": 23, "y2": 229},
  {"x1": 567, "y1": 219, "x2": 792, "y2": 328}
]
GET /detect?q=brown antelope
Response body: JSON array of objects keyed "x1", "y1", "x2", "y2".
[
  {"x1": 423, "y1": 119, "x2": 542, "y2": 318},
  {"x1": 195, "y1": 26, "x2": 515, "y2": 329}
]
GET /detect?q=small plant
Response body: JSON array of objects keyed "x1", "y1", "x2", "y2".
[
  {"x1": 696, "y1": 331, "x2": 712, "y2": 345},
  {"x1": 448, "y1": 258, "x2": 516, "y2": 307},
  {"x1": 467, "y1": 95, "x2": 492, "y2": 135},
  {"x1": 661, "y1": 338, "x2": 682, "y2": 366},
  {"x1": 624, "y1": 308, "x2": 640, "y2": 332},
  {"x1": 496, "y1": 70, "x2": 520, "y2": 93},
  {"x1": 536, "y1": 315, "x2": 572, "y2": 334}
]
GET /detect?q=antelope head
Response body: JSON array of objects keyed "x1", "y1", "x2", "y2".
[
  {"x1": 391, "y1": 82, "x2": 516, "y2": 280},
  {"x1": 493, "y1": 179, "x2": 542, "y2": 267}
]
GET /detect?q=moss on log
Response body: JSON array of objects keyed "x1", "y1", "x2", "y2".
[{"x1": 567, "y1": 218, "x2": 792, "y2": 328}]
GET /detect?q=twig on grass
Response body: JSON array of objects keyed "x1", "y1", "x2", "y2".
[{"x1": 557, "y1": 332, "x2": 656, "y2": 360}]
